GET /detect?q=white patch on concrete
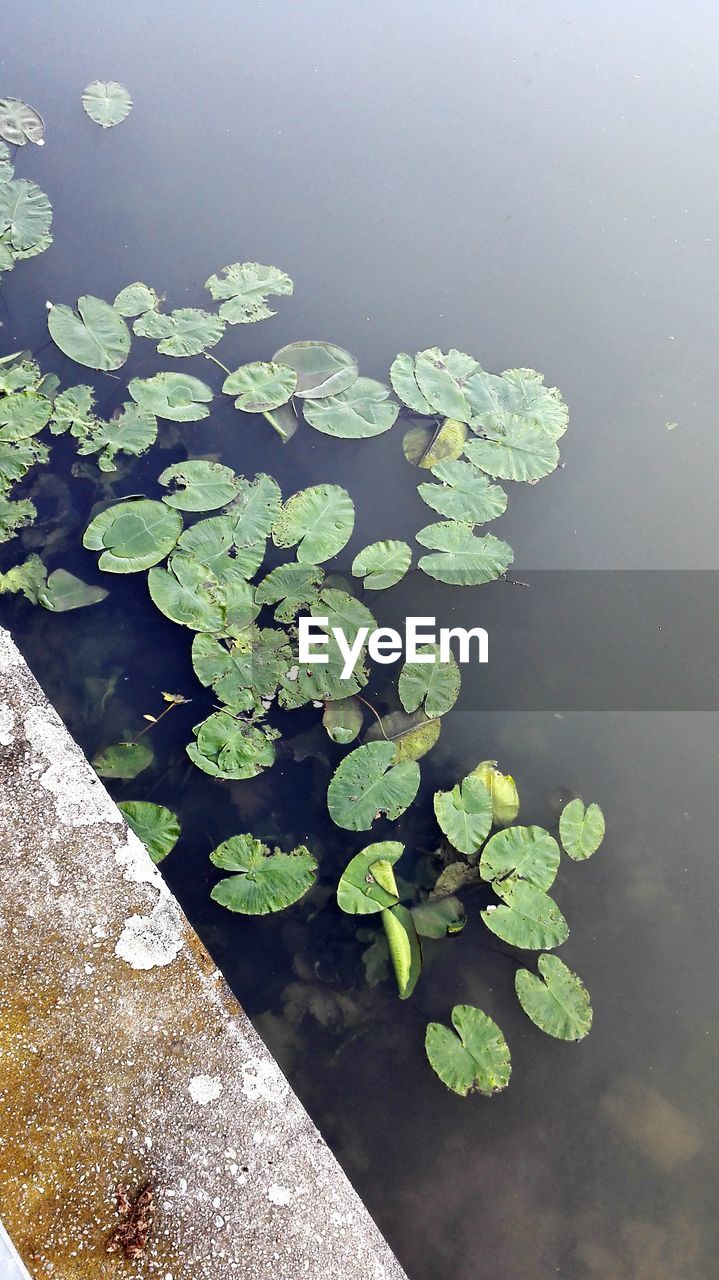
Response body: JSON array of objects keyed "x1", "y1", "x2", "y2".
[
  {"x1": 0, "y1": 702, "x2": 16, "y2": 746},
  {"x1": 115, "y1": 896, "x2": 184, "y2": 970},
  {"x1": 267, "y1": 1184, "x2": 293, "y2": 1207},
  {"x1": 241, "y1": 1055, "x2": 290, "y2": 1104},
  {"x1": 188, "y1": 1074, "x2": 223, "y2": 1105},
  {"x1": 23, "y1": 704, "x2": 122, "y2": 827},
  {"x1": 114, "y1": 830, "x2": 163, "y2": 889}
]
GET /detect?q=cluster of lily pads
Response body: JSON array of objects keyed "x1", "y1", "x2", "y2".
[{"x1": 0, "y1": 102, "x2": 52, "y2": 278}]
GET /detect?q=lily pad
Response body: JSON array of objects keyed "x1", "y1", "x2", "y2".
[
  {"x1": 148, "y1": 556, "x2": 227, "y2": 633},
  {"x1": 302, "y1": 377, "x2": 399, "y2": 438},
  {"x1": 0, "y1": 554, "x2": 47, "y2": 602},
  {"x1": 418, "y1": 458, "x2": 508, "y2": 524},
  {"x1": 514, "y1": 954, "x2": 592, "y2": 1040},
  {"x1": 272, "y1": 340, "x2": 358, "y2": 398},
  {"x1": 398, "y1": 644, "x2": 461, "y2": 718},
  {"x1": 0, "y1": 391, "x2": 51, "y2": 441},
  {"x1": 75, "y1": 403, "x2": 157, "y2": 472},
  {"x1": 389, "y1": 352, "x2": 434, "y2": 415},
  {"x1": 559, "y1": 798, "x2": 605, "y2": 861},
  {"x1": 0, "y1": 98, "x2": 45, "y2": 146},
  {"x1": 336, "y1": 841, "x2": 403, "y2": 914},
  {"x1": 228, "y1": 473, "x2": 282, "y2": 546},
  {"x1": 479, "y1": 825, "x2": 560, "y2": 892},
  {"x1": 416, "y1": 521, "x2": 513, "y2": 586},
  {"x1": 414, "y1": 348, "x2": 481, "y2": 422},
  {"x1": 481, "y1": 881, "x2": 569, "y2": 950},
  {"x1": 82, "y1": 81, "x2": 132, "y2": 128},
  {"x1": 93, "y1": 739, "x2": 153, "y2": 780},
  {"x1": 84, "y1": 498, "x2": 182, "y2": 573},
  {"x1": 382, "y1": 904, "x2": 422, "y2": 1000},
  {"x1": 205, "y1": 261, "x2": 293, "y2": 324},
  {"x1": 187, "y1": 711, "x2": 279, "y2": 780},
  {"x1": 322, "y1": 695, "x2": 363, "y2": 744},
  {"x1": 48, "y1": 296, "x2": 131, "y2": 371},
  {"x1": 472, "y1": 760, "x2": 519, "y2": 825},
  {"x1": 255, "y1": 562, "x2": 323, "y2": 622},
  {"x1": 467, "y1": 367, "x2": 569, "y2": 440},
  {"x1": 464, "y1": 420, "x2": 559, "y2": 482},
  {"x1": 352, "y1": 539, "x2": 411, "y2": 590},
  {"x1": 425, "y1": 1005, "x2": 511, "y2": 1096},
  {"x1": 49, "y1": 385, "x2": 96, "y2": 435},
  {"x1": 327, "y1": 740, "x2": 420, "y2": 830},
  {"x1": 0, "y1": 439, "x2": 49, "y2": 489},
  {"x1": 366, "y1": 710, "x2": 441, "y2": 763},
  {"x1": 403, "y1": 418, "x2": 469, "y2": 468},
  {"x1": 0, "y1": 179, "x2": 52, "y2": 250},
  {"x1": 118, "y1": 801, "x2": 180, "y2": 864},
  {"x1": 223, "y1": 361, "x2": 297, "y2": 412},
  {"x1": 177, "y1": 516, "x2": 265, "y2": 581},
  {"x1": 38, "y1": 569, "x2": 108, "y2": 612},
  {"x1": 159, "y1": 460, "x2": 241, "y2": 512},
  {"x1": 192, "y1": 627, "x2": 290, "y2": 710},
  {"x1": 113, "y1": 281, "x2": 160, "y2": 317},
  {"x1": 135, "y1": 307, "x2": 225, "y2": 357},
  {"x1": 128, "y1": 371, "x2": 213, "y2": 421},
  {"x1": 433, "y1": 774, "x2": 493, "y2": 857},
  {"x1": 272, "y1": 484, "x2": 354, "y2": 564},
  {"x1": 210, "y1": 834, "x2": 316, "y2": 914},
  {"x1": 0, "y1": 494, "x2": 36, "y2": 543}
]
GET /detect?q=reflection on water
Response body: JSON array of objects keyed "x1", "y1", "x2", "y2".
[{"x1": 3, "y1": 1, "x2": 719, "y2": 1276}]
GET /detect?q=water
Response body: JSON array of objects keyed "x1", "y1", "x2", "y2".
[{"x1": 2, "y1": 3, "x2": 719, "y2": 1276}]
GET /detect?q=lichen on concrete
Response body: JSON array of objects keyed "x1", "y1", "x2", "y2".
[{"x1": 0, "y1": 627, "x2": 408, "y2": 1280}]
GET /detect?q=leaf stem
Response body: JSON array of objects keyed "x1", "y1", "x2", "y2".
[{"x1": 354, "y1": 695, "x2": 388, "y2": 740}]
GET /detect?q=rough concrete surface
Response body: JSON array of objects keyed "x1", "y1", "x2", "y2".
[{"x1": 0, "y1": 627, "x2": 408, "y2": 1280}]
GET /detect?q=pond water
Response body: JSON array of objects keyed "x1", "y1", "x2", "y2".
[{"x1": 2, "y1": 3, "x2": 719, "y2": 1277}]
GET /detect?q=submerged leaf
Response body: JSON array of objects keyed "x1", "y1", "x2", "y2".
[
  {"x1": 398, "y1": 644, "x2": 461, "y2": 718},
  {"x1": 559, "y1": 798, "x2": 605, "y2": 860},
  {"x1": 481, "y1": 881, "x2": 569, "y2": 950},
  {"x1": 433, "y1": 774, "x2": 493, "y2": 857},
  {"x1": 128, "y1": 371, "x2": 213, "y2": 421},
  {"x1": 209, "y1": 834, "x2": 316, "y2": 914},
  {"x1": 366, "y1": 709, "x2": 441, "y2": 763},
  {"x1": 82, "y1": 81, "x2": 132, "y2": 128},
  {"x1": 382, "y1": 903, "x2": 422, "y2": 999},
  {"x1": 223, "y1": 361, "x2": 297, "y2": 412},
  {"x1": 84, "y1": 498, "x2": 182, "y2": 573},
  {"x1": 272, "y1": 340, "x2": 358, "y2": 398},
  {"x1": 0, "y1": 98, "x2": 45, "y2": 146},
  {"x1": 479, "y1": 825, "x2": 560, "y2": 892},
  {"x1": 425, "y1": 1005, "x2": 511, "y2": 1096},
  {"x1": 93, "y1": 739, "x2": 153, "y2": 780},
  {"x1": 352, "y1": 539, "x2": 411, "y2": 590},
  {"x1": 38, "y1": 569, "x2": 108, "y2": 612},
  {"x1": 515, "y1": 954, "x2": 592, "y2": 1040},
  {"x1": 336, "y1": 841, "x2": 403, "y2": 914},
  {"x1": 416, "y1": 521, "x2": 513, "y2": 586},
  {"x1": 472, "y1": 760, "x2": 520, "y2": 825},
  {"x1": 411, "y1": 895, "x2": 465, "y2": 938},
  {"x1": 302, "y1": 377, "x2": 399, "y2": 438},
  {"x1": 159, "y1": 460, "x2": 241, "y2": 512},
  {"x1": 118, "y1": 801, "x2": 180, "y2": 864},
  {"x1": 0, "y1": 494, "x2": 36, "y2": 543},
  {"x1": 205, "y1": 261, "x2": 293, "y2": 324},
  {"x1": 272, "y1": 484, "x2": 354, "y2": 563},
  {"x1": 402, "y1": 418, "x2": 468, "y2": 468},
  {"x1": 418, "y1": 458, "x2": 508, "y2": 524},
  {"x1": 327, "y1": 740, "x2": 420, "y2": 830},
  {"x1": 0, "y1": 554, "x2": 47, "y2": 602},
  {"x1": 47, "y1": 296, "x2": 131, "y2": 371},
  {"x1": 322, "y1": 695, "x2": 363, "y2": 744}
]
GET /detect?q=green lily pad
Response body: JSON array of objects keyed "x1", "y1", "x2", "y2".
[
  {"x1": 177, "y1": 516, "x2": 264, "y2": 581},
  {"x1": 192, "y1": 627, "x2": 290, "y2": 710},
  {"x1": 0, "y1": 98, "x2": 45, "y2": 146},
  {"x1": 403, "y1": 418, "x2": 469, "y2": 468},
  {"x1": 187, "y1": 712, "x2": 279, "y2": 780},
  {"x1": 336, "y1": 841, "x2": 403, "y2": 914},
  {"x1": 223, "y1": 361, "x2": 297, "y2": 412},
  {"x1": 466, "y1": 367, "x2": 569, "y2": 440},
  {"x1": 464, "y1": 420, "x2": 560, "y2": 482},
  {"x1": 148, "y1": 555, "x2": 227, "y2": 633},
  {"x1": 272, "y1": 340, "x2": 358, "y2": 398},
  {"x1": 0, "y1": 494, "x2": 36, "y2": 544},
  {"x1": 418, "y1": 458, "x2": 508, "y2": 524},
  {"x1": 113, "y1": 281, "x2": 160, "y2": 317},
  {"x1": 0, "y1": 391, "x2": 51, "y2": 441},
  {"x1": 205, "y1": 261, "x2": 293, "y2": 324},
  {"x1": 414, "y1": 348, "x2": 482, "y2": 422},
  {"x1": 159, "y1": 460, "x2": 241, "y2": 512},
  {"x1": 93, "y1": 739, "x2": 153, "y2": 780},
  {"x1": 49, "y1": 385, "x2": 96, "y2": 435},
  {"x1": 118, "y1": 801, "x2": 180, "y2": 864},
  {"x1": 472, "y1": 760, "x2": 520, "y2": 825},
  {"x1": 352, "y1": 539, "x2": 411, "y2": 590},
  {"x1": 135, "y1": 306, "x2": 225, "y2": 357},
  {"x1": 322, "y1": 695, "x2": 363, "y2": 744},
  {"x1": 479, "y1": 825, "x2": 560, "y2": 892},
  {"x1": 209, "y1": 834, "x2": 316, "y2": 914},
  {"x1": 559, "y1": 798, "x2": 605, "y2": 860},
  {"x1": 0, "y1": 179, "x2": 52, "y2": 250},
  {"x1": 84, "y1": 498, "x2": 182, "y2": 573},
  {"x1": 0, "y1": 554, "x2": 47, "y2": 602},
  {"x1": 272, "y1": 484, "x2": 354, "y2": 564},
  {"x1": 227, "y1": 473, "x2": 282, "y2": 546},
  {"x1": 82, "y1": 81, "x2": 132, "y2": 128},
  {"x1": 366, "y1": 710, "x2": 441, "y2": 763},
  {"x1": 481, "y1": 881, "x2": 569, "y2": 950},
  {"x1": 302, "y1": 377, "x2": 399, "y2": 438},
  {"x1": 48, "y1": 296, "x2": 131, "y2": 371},
  {"x1": 433, "y1": 774, "x2": 493, "y2": 857},
  {"x1": 75, "y1": 403, "x2": 157, "y2": 472},
  {"x1": 398, "y1": 644, "x2": 461, "y2": 718},
  {"x1": 382, "y1": 903, "x2": 422, "y2": 1000},
  {"x1": 389, "y1": 352, "x2": 434, "y2": 414},
  {"x1": 327, "y1": 740, "x2": 420, "y2": 831},
  {"x1": 255, "y1": 562, "x2": 323, "y2": 622},
  {"x1": 425, "y1": 1005, "x2": 511, "y2": 1096},
  {"x1": 416, "y1": 521, "x2": 513, "y2": 586},
  {"x1": 128, "y1": 372, "x2": 213, "y2": 421},
  {"x1": 514, "y1": 954, "x2": 592, "y2": 1040},
  {"x1": 0, "y1": 439, "x2": 48, "y2": 489}
]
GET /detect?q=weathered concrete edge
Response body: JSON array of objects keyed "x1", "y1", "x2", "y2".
[{"x1": 0, "y1": 626, "x2": 408, "y2": 1280}]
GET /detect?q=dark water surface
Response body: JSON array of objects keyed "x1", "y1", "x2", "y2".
[{"x1": 2, "y1": 4, "x2": 719, "y2": 1277}]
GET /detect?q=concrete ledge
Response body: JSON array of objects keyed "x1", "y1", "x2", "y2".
[{"x1": 0, "y1": 627, "x2": 407, "y2": 1280}]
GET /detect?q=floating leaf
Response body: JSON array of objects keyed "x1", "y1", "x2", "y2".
[
  {"x1": 48, "y1": 296, "x2": 131, "y2": 371},
  {"x1": 425, "y1": 1005, "x2": 511, "y2": 1096},
  {"x1": 0, "y1": 179, "x2": 52, "y2": 250},
  {"x1": 414, "y1": 348, "x2": 482, "y2": 422},
  {"x1": 398, "y1": 644, "x2": 461, "y2": 718},
  {"x1": 255, "y1": 562, "x2": 323, "y2": 622},
  {"x1": 177, "y1": 516, "x2": 264, "y2": 581},
  {"x1": 0, "y1": 98, "x2": 45, "y2": 146},
  {"x1": 0, "y1": 494, "x2": 36, "y2": 543},
  {"x1": 416, "y1": 521, "x2": 513, "y2": 585},
  {"x1": 389, "y1": 352, "x2": 433, "y2": 415},
  {"x1": 192, "y1": 626, "x2": 290, "y2": 710},
  {"x1": 0, "y1": 438, "x2": 48, "y2": 489},
  {"x1": 38, "y1": 569, "x2": 108, "y2": 612},
  {"x1": 118, "y1": 801, "x2": 180, "y2": 864},
  {"x1": 323, "y1": 695, "x2": 363, "y2": 744},
  {"x1": 514, "y1": 954, "x2": 592, "y2": 1040},
  {"x1": 272, "y1": 340, "x2": 358, "y2": 398},
  {"x1": 148, "y1": 555, "x2": 226, "y2": 633},
  {"x1": 135, "y1": 307, "x2": 225, "y2": 357},
  {"x1": 227, "y1": 473, "x2": 281, "y2": 546},
  {"x1": 481, "y1": 881, "x2": 569, "y2": 950},
  {"x1": 205, "y1": 262, "x2": 293, "y2": 324},
  {"x1": 272, "y1": 484, "x2": 354, "y2": 564},
  {"x1": 75, "y1": 403, "x2": 157, "y2": 472},
  {"x1": 383, "y1": 904, "x2": 422, "y2": 999},
  {"x1": 0, "y1": 554, "x2": 47, "y2": 602},
  {"x1": 433, "y1": 774, "x2": 493, "y2": 857},
  {"x1": 466, "y1": 367, "x2": 569, "y2": 440},
  {"x1": 327, "y1": 740, "x2": 420, "y2": 831},
  {"x1": 277, "y1": 589, "x2": 375, "y2": 707},
  {"x1": 411, "y1": 895, "x2": 465, "y2": 938},
  {"x1": 159, "y1": 460, "x2": 241, "y2": 512},
  {"x1": 403, "y1": 418, "x2": 468, "y2": 468},
  {"x1": 0, "y1": 391, "x2": 51, "y2": 441},
  {"x1": 352, "y1": 539, "x2": 411, "y2": 590},
  {"x1": 82, "y1": 81, "x2": 132, "y2": 128},
  {"x1": 113, "y1": 281, "x2": 160, "y2": 317},
  {"x1": 479, "y1": 825, "x2": 560, "y2": 892},
  {"x1": 49, "y1": 385, "x2": 96, "y2": 435},
  {"x1": 302, "y1": 377, "x2": 399, "y2": 438},
  {"x1": 336, "y1": 841, "x2": 403, "y2": 914},
  {"x1": 366, "y1": 709, "x2": 440, "y2": 763},
  {"x1": 93, "y1": 739, "x2": 153, "y2": 780},
  {"x1": 223, "y1": 361, "x2": 297, "y2": 412},
  {"x1": 559, "y1": 798, "x2": 605, "y2": 861},
  {"x1": 128, "y1": 371, "x2": 213, "y2": 421},
  {"x1": 209, "y1": 834, "x2": 316, "y2": 914},
  {"x1": 84, "y1": 498, "x2": 182, "y2": 573},
  {"x1": 464, "y1": 421, "x2": 559, "y2": 482},
  {"x1": 187, "y1": 712, "x2": 279, "y2": 780},
  {"x1": 472, "y1": 760, "x2": 519, "y2": 826},
  {"x1": 0, "y1": 141, "x2": 13, "y2": 181},
  {"x1": 418, "y1": 458, "x2": 508, "y2": 524}
]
